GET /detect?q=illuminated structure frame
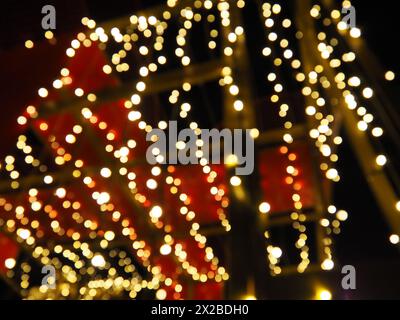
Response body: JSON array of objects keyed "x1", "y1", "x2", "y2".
[{"x1": 0, "y1": 0, "x2": 399, "y2": 300}]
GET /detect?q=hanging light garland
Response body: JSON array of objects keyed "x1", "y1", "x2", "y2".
[{"x1": 0, "y1": 0, "x2": 399, "y2": 299}]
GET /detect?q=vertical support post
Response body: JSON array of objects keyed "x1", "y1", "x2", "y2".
[
  {"x1": 220, "y1": 2, "x2": 267, "y2": 299},
  {"x1": 296, "y1": 0, "x2": 400, "y2": 236},
  {"x1": 295, "y1": 5, "x2": 332, "y2": 268}
]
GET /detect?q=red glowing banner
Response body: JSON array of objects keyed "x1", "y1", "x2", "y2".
[{"x1": 0, "y1": 233, "x2": 19, "y2": 273}]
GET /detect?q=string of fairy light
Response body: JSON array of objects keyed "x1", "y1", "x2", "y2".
[
  {"x1": 67, "y1": 1, "x2": 227, "y2": 290},
  {"x1": 257, "y1": 0, "x2": 400, "y2": 276},
  {"x1": 310, "y1": 0, "x2": 400, "y2": 246},
  {"x1": 258, "y1": 2, "x2": 325, "y2": 274},
  {"x1": 3, "y1": 0, "x2": 238, "y2": 299},
  {"x1": 0, "y1": 0, "x2": 399, "y2": 300},
  {"x1": 1, "y1": 177, "x2": 164, "y2": 299}
]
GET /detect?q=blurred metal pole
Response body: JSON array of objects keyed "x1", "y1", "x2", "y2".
[
  {"x1": 221, "y1": 2, "x2": 268, "y2": 299},
  {"x1": 297, "y1": 0, "x2": 400, "y2": 236}
]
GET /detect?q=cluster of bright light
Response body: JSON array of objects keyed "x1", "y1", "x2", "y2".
[
  {"x1": 257, "y1": 0, "x2": 387, "y2": 275},
  {"x1": 259, "y1": 2, "x2": 310, "y2": 274},
  {"x1": 1, "y1": 0, "x2": 243, "y2": 300},
  {"x1": 2, "y1": 0, "x2": 399, "y2": 300},
  {"x1": 315, "y1": 0, "x2": 399, "y2": 243}
]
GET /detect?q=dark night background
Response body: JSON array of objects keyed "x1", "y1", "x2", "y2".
[{"x1": 0, "y1": 0, "x2": 399, "y2": 299}]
